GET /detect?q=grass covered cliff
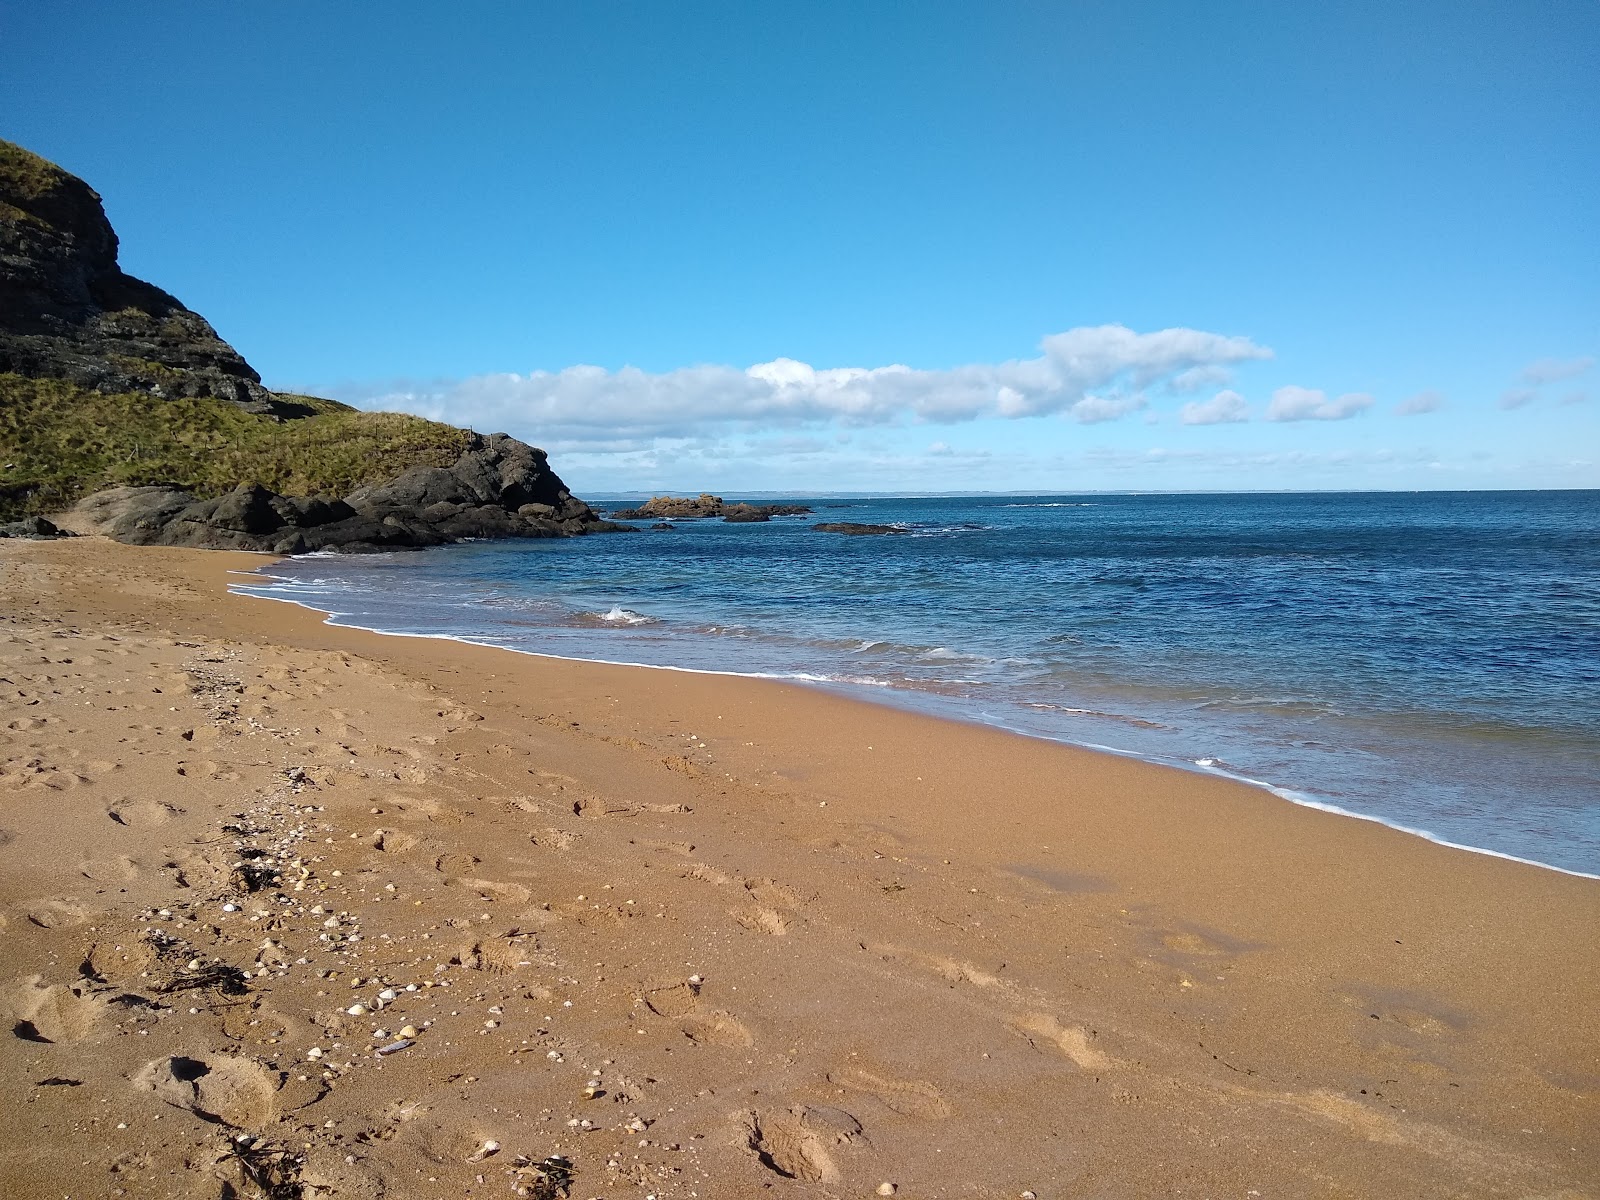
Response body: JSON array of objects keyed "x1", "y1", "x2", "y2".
[{"x1": 0, "y1": 374, "x2": 475, "y2": 519}]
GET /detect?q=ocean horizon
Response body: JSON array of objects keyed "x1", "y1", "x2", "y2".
[{"x1": 238, "y1": 489, "x2": 1600, "y2": 877}]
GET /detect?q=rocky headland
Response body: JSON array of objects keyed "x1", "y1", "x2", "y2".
[{"x1": 0, "y1": 139, "x2": 621, "y2": 550}]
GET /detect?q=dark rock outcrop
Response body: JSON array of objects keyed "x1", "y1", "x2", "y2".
[
  {"x1": 608, "y1": 494, "x2": 812, "y2": 521},
  {"x1": 71, "y1": 434, "x2": 630, "y2": 554},
  {"x1": 0, "y1": 514, "x2": 69, "y2": 539},
  {"x1": 0, "y1": 140, "x2": 285, "y2": 413},
  {"x1": 813, "y1": 522, "x2": 904, "y2": 536}
]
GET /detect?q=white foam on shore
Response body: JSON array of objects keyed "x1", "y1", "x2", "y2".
[
  {"x1": 231, "y1": 576, "x2": 1600, "y2": 883},
  {"x1": 595, "y1": 605, "x2": 657, "y2": 625}
]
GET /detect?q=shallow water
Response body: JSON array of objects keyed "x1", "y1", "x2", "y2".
[{"x1": 237, "y1": 491, "x2": 1600, "y2": 876}]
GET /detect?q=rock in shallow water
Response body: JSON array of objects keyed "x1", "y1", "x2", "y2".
[{"x1": 812, "y1": 522, "x2": 903, "y2": 536}]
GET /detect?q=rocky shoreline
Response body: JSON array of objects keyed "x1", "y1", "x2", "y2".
[{"x1": 65, "y1": 433, "x2": 629, "y2": 554}]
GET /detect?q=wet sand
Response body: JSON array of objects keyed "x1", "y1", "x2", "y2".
[{"x1": 1, "y1": 536, "x2": 1596, "y2": 1198}]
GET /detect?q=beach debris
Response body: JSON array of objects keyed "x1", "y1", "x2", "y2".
[
  {"x1": 399, "y1": 1024, "x2": 419, "y2": 1039},
  {"x1": 220, "y1": 1133, "x2": 303, "y2": 1200},
  {"x1": 510, "y1": 1154, "x2": 575, "y2": 1199},
  {"x1": 377, "y1": 987, "x2": 398, "y2": 1002},
  {"x1": 151, "y1": 960, "x2": 250, "y2": 996},
  {"x1": 375, "y1": 1038, "x2": 413, "y2": 1056},
  {"x1": 346, "y1": 1004, "x2": 367, "y2": 1016},
  {"x1": 464, "y1": 1138, "x2": 500, "y2": 1162},
  {"x1": 230, "y1": 860, "x2": 280, "y2": 892},
  {"x1": 878, "y1": 1185, "x2": 898, "y2": 1197}
]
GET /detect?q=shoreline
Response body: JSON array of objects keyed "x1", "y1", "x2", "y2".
[
  {"x1": 3, "y1": 536, "x2": 1597, "y2": 1198},
  {"x1": 235, "y1": 563, "x2": 1600, "y2": 883}
]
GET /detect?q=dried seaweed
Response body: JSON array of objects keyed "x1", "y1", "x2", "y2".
[
  {"x1": 223, "y1": 1136, "x2": 303, "y2": 1200},
  {"x1": 152, "y1": 962, "x2": 251, "y2": 996}
]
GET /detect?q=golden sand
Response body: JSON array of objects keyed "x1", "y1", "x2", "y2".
[{"x1": 1, "y1": 537, "x2": 1595, "y2": 1198}]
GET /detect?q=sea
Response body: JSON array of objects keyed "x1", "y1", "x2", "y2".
[{"x1": 235, "y1": 491, "x2": 1600, "y2": 878}]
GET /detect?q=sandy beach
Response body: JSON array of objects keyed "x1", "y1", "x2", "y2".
[{"x1": 1, "y1": 536, "x2": 1596, "y2": 1199}]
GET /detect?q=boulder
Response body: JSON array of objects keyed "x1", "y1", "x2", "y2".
[{"x1": 0, "y1": 514, "x2": 67, "y2": 538}]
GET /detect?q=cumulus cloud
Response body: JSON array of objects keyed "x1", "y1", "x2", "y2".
[
  {"x1": 335, "y1": 324, "x2": 1271, "y2": 444},
  {"x1": 1499, "y1": 388, "x2": 1536, "y2": 410},
  {"x1": 1264, "y1": 386, "x2": 1374, "y2": 422},
  {"x1": 1168, "y1": 364, "x2": 1236, "y2": 393},
  {"x1": 1520, "y1": 356, "x2": 1595, "y2": 385},
  {"x1": 1394, "y1": 390, "x2": 1444, "y2": 415},
  {"x1": 1180, "y1": 389, "x2": 1249, "y2": 425}
]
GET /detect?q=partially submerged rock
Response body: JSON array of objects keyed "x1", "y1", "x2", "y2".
[
  {"x1": 608, "y1": 494, "x2": 811, "y2": 521},
  {"x1": 813, "y1": 522, "x2": 903, "y2": 536}
]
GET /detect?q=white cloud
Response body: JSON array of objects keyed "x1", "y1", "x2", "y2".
[
  {"x1": 335, "y1": 324, "x2": 1271, "y2": 444},
  {"x1": 1520, "y1": 356, "x2": 1595, "y2": 385},
  {"x1": 1499, "y1": 388, "x2": 1536, "y2": 410},
  {"x1": 1394, "y1": 390, "x2": 1444, "y2": 415},
  {"x1": 1265, "y1": 386, "x2": 1375, "y2": 422},
  {"x1": 1180, "y1": 388, "x2": 1249, "y2": 425},
  {"x1": 1168, "y1": 364, "x2": 1235, "y2": 393}
]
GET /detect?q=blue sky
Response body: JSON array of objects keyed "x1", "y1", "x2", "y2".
[{"x1": 5, "y1": 2, "x2": 1596, "y2": 492}]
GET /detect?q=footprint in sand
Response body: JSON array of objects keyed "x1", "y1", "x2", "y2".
[
  {"x1": 82, "y1": 936, "x2": 157, "y2": 982},
  {"x1": 443, "y1": 876, "x2": 532, "y2": 905},
  {"x1": 23, "y1": 897, "x2": 91, "y2": 929},
  {"x1": 868, "y1": 943, "x2": 1006, "y2": 989},
  {"x1": 434, "y1": 852, "x2": 480, "y2": 875},
  {"x1": 1136, "y1": 918, "x2": 1262, "y2": 969},
  {"x1": 76, "y1": 854, "x2": 142, "y2": 883},
  {"x1": 371, "y1": 829, "x2": 421, "y2": 854},
  {"x1": 681, "y1": 1010, "x2": 755, "y2": 1048},
  {"x1": 453, "y1": 929, "x2": 540, "y2": 974},
  {"x1": 6, "y1": 977, "x2": 110, "y2": 1043},
  {"x1": 741, "y1": 1103, "x2": 871, "y2": 1180},
  {"x1": 0, "y1": 756, "x2": 89, "y2": 789},
  {"x1": 1338, "y1": 983, "x2": 1465, "y2": 1034},
  {"x1": 105, "y1": 798, "x2": 185, "y2": 827},
  {"x1": 735, "y1": 906, "x2": 791, "y2": 936},
  {"x1": 1013, "y1": 1012, "x2": 1118, "y2": 1072},
  {"x1": 530, "y1": 827, "x2": 578, "y2": 850},
  {"x1": 132, "y1": 1054, "x2": 278, "y2": 1129},
  {"x1": 737, "y1": 1109, "x2": 839, "y2": 1182},
  {"x1": 639, "y1": 977, "x2": 754, "y2": 1047},
  {"x1": 641, "y1": 979, "x2": 700, "y2": 1019},
  {"x1": 826, "y1": 1065, "x2": 954, "y2": 1119}
]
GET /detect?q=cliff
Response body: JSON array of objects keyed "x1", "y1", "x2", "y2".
[{"x1": 0, "y1": 140, "x2": 621, "y2": 549}]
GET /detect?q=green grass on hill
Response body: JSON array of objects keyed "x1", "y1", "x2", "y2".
[{"x1": 0, "y1": 374, "x2": 475, "y2": 519}]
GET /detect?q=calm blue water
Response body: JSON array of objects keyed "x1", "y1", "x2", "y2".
[{"x1": 237, "y1": 492, "x2": 1600, "y2": 876}]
